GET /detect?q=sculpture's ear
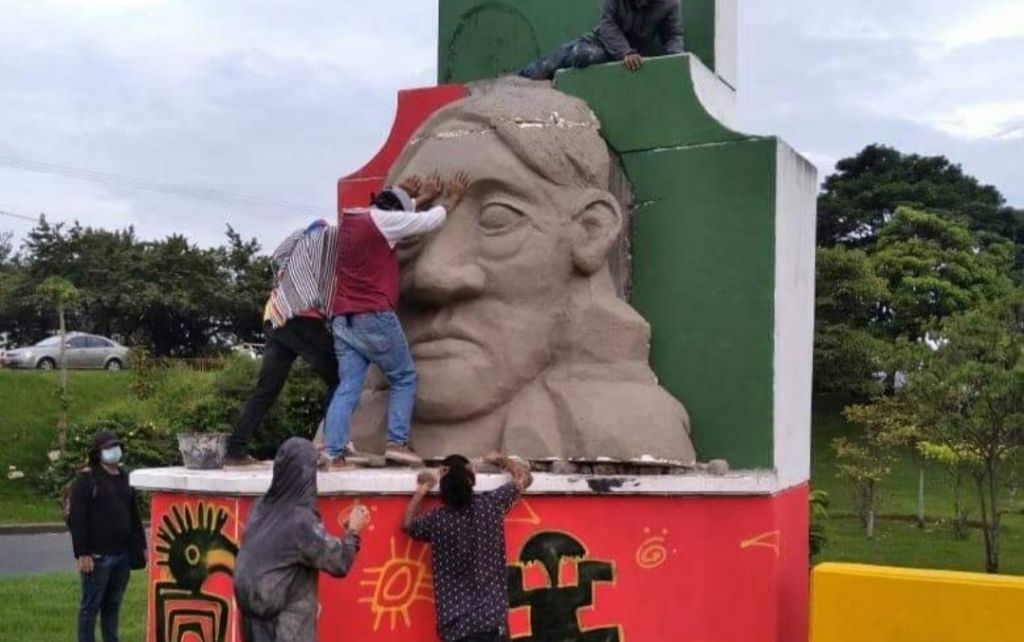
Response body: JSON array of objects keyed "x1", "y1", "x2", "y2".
[{"x1": 571, "y1": 190, "x2": 623, "y2": 275}]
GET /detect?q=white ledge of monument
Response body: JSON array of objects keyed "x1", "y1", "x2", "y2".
[{"x1": 130, "y1": 467, "x2": 781, "y2": 496}]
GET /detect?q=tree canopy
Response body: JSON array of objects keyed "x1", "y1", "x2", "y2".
[{"x1": 0, "y1": 218, "x2": 272, "y2": 356}]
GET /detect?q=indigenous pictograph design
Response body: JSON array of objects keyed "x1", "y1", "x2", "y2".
[
  {"x1": 506, "y1": 498, "x2": 541, "y2": 525},
  {"x1": 359, "y1": 537, "x2": 434, "y2": 631},
  {"x1": 740, "y1": 530, "x2": 781, "y2": 557},
  {"x1": 635, "y1": 527, "x2": 672, "y2": 570},
  {"x1": 508, "y1": 531, "x2": 621, "y2": 642},
  {"x1": 153, "y1": 502, "x2": 238, "y2": 642}
]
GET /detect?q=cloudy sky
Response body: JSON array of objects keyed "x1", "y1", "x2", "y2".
[{"x1": 1, "y1": 0, "x2": 1021, "y2": 251}]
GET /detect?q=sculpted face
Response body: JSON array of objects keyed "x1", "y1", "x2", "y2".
[
  {"x1": 389, "y1": 87, "x2": 622, "y2": 423},
  {"x1": 350, "y1": 83, "x2": 693, "y2": 463}
]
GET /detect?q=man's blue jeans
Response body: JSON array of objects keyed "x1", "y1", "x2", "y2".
[
  {"x1": 78, "y1": 552, "x2": 131, "y2": 642},
  {"x1": 325, "y1": 312, "x2": 417, "y2": 458},
  {"x1": 520, "y1": 36, "x2": 612, "y2": 80}
]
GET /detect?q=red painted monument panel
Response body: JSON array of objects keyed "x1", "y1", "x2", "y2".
[
  {"x1": 337, "y1": 84, "x2": 467, "y2": 210},
  {"x1": 146, "y1": 485, "x2": 808, "y2": 642}
]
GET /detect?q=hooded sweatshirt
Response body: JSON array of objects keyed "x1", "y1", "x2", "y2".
[
  {"x1": 234, "y1": 438, "x2": 360, "y2": 641},
  {"x1": 592, "y1": 0, "x2": 685, "y2": 59}
]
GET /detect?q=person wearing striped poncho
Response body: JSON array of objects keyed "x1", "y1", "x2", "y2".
[{"x1": 224, "y1": 220, "x2": 342, "y2": 467}]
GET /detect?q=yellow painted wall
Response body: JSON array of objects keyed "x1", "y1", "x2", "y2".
[{"x1": 811, "y1": 563, "x2": 1024, "y2": 642}]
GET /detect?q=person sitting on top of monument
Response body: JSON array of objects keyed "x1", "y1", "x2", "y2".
[
  {"x1": 521, "y1": 0, "x2": 684, "y2": 80},
  {"x1": 322, "y1": 172, "x2": 470, "y2": 470}
]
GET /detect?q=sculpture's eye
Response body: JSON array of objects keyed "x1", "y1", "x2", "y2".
[{"x1": 479, "y1": 203, "x2": 525, "y2": 234}]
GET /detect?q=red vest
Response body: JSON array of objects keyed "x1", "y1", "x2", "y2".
[{"x1": 331, "y1": 209, "x2": 399, "y2": 315}]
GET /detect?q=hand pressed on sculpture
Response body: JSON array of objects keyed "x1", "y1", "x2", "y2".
[
  {"x1": 441, "y1": 171, "x2": 470, "y2": 211},
  {"x1": 398, "y1": 175, "x2": 422, "y2": 198},
  {"x1": 416, "y1": 173, "x2": 444, "y2": 209}
]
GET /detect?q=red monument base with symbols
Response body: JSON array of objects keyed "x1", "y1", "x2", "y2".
[{"x1": 134, "y1": 470, "x2": 808, "y2": 642}]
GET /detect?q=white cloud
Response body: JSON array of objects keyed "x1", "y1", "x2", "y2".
[
  {"x1": 927, "y1": 100, "x2": 1024, "y2": 141},
  {"x1": 936, "y1": 1, "x2": 1024, "y2": 50}
]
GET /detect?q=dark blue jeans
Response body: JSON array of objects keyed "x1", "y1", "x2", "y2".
[
  {"x1": 78, "y1": 552, "x2": 131, "y2": 642},
  {"x1": 520, "y1": 36, "x2": 612, "y2": 80}
]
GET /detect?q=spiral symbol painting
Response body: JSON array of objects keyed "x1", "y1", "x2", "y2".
[{"x1": 635, "y1": 528, "x2": 671, "y2": 570}]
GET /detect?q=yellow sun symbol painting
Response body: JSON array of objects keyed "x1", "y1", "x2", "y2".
[{"x1": 359, "y1": 537, "x2": 434, "y2": 631}]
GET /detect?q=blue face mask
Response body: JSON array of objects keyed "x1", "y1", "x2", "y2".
[{"x1": 100, "y1": 446, "x2": 122, "y2": 465}]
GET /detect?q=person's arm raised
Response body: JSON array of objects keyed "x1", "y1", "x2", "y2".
[
  {"x1": 297, "y1": 505, "x2": 369, "y2": 578},
  {"x1": 402, "y1": 470, "x2": 438, "y2": 537},
  {"x1": 371, "y1": 172, "x2": 470, "y2": 246},
  {"x1": 486, "y1": 453, "x2": 534, "y2": 492}
]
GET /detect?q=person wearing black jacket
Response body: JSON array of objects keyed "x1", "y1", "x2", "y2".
[
  {"x1": 68, "y1": 430, "x2": 146, "y2": 642},
  {"x1": 521, "y1": 0, "x2": 685, "y2": 80}
]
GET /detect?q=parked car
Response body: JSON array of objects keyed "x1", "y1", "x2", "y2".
[{"x1": 1, "y1": 333, "x2": 130, "y2": 371}]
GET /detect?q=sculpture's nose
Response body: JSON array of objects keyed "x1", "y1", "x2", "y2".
[{"x1": 407, "y1": 222, "x2": 486, "y2": 305}]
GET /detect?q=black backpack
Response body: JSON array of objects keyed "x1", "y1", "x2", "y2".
[{"x1": 61, "y1": 469, "x2": 97, "y2": 528}]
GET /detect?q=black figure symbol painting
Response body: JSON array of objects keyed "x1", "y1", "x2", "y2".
[
  {"x1": 153, "y1": 502, "x2": 239, "y2": 642},
  {"x1": 508, "y1": 531, "x2": 621, "y2": 642}
]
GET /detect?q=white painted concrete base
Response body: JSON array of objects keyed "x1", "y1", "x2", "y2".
[{"x1": 130, "y1": 467, "x2": 783, "y2": 497}]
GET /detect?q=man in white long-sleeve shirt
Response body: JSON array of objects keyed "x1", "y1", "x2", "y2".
[{"x1": 323, "y1": 172, "x2": 469, "y2": 470}]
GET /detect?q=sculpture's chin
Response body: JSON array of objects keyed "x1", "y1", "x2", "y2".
[
  {"x1": 413, "y1": 373, "x2": 505, "y2": 423},
  {"x1": 412, "y1": 355, "x2": 526, "y2": 424}
]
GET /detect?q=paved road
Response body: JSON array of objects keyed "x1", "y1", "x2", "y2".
[{"x1": 0, "y1": 531, "x2": 77, "y2": 576}]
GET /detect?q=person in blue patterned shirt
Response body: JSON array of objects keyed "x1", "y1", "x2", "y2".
[{"x1": 403, "y1": 454, "x2": 533, "y2": 642}]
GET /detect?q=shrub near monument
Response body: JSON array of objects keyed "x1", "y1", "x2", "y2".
[{"x1": 39, "y1": 357, "x2": 326, "y2": 496}]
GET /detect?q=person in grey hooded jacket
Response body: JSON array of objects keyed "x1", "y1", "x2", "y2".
[
  {"x1": 234, "y1": 438, "x2": 369, "y2": 641},
  {"x1": 521, "y1": 0, "x2": 684, "y2": 80}
]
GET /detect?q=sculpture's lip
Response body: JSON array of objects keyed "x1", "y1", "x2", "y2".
[{"x1": 410, "y1": 337, "x2": 476, "y2": 359}]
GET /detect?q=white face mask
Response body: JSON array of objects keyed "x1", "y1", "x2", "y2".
[{"x1": 100, "y1": 446, "x2": 122, "y2": 465}]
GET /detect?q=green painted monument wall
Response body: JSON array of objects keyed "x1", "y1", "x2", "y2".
[
  {"x1": 556, "y1": 56, "x2": 777, "y2": 469},
  {"x1": 439, "y1": 0, "x2": 718, "y2": 84},
  {"x1": 623, "y1": 142, "x2": 776, "y2": 469}
]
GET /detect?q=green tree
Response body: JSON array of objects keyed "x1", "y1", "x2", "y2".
[
  {"x1": 873, "y1": 207, "x2": 1014, "y2": 343},
  {"x1": 36, "y1": 276, "x2": 79, "y2": 454},
  {"x1": 835, "y1": 395, "x2": 919, "y2": 538},
  {"x1": 904, "y1": 294, "x2": 1024, "y2": 573},
  {"x1": 813, "y1": 246, "x2": 888, "y2": 395},
  {"x1": 818, "y1": 145, "x2": 1024, "y2": 271},
  {"x1": 4, "y1": 220, "x2": 274, "y2": 356}
]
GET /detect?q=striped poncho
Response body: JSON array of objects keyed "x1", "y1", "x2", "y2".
[{"x1": 263, "y1": 222, "x2": 338, "y2": 329}]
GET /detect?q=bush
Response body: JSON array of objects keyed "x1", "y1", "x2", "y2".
[
  {"x1": 809, "y1": 489, "x2": 830, "y2": 560},
  {"x1": 40, "y1": 353, "x2": 329, "y2": 495},
  {"x1": 39, "y1": 413, "x2": 177, "y2": 498}
]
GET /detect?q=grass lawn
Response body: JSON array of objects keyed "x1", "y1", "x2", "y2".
[
  {"x1": 811, "y1": 394, "x2": 1024, "y2": 575},
  {"x1": 0, "y1": 370, "x2": 130, "y2": 524},
  {"x1": 0, "y1": 570, "x2": 147, "y2": 641}
]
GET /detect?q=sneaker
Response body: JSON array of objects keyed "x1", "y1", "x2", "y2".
[
  {"x1": 318, "y1": 453, "x2": 357, "y2": 472},
  {"x1": 344, "y1": 442, "x2": 371, "y2": 466},
  {"x1": 223, "y1": 454, "x2": 261, "y2": 468},
  {"x1": 385, "y1": 442, "x2": 424, "y2": 467}
]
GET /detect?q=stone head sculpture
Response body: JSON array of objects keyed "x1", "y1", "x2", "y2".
[{"x1": 350, "y1": 82, "x2": 695, "y2": 465}]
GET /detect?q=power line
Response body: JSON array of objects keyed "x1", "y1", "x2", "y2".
[
  {"x1": 0, "y1": 154, "x2": 322, "y2": 215},
  {"x1": 0, "y1": 209, "x2": 43, "y2": 223}
]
